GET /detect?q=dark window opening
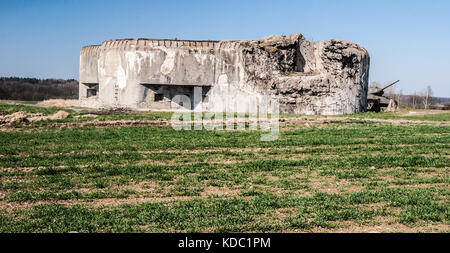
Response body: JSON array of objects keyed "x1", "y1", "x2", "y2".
[
  {"x1": 140, "y1": 83, "x2": 212, "y2": 110},
  {"x1": 85, "y1": 83, "x2": 99, "y2": 98},
  {"x1": 154, "y1": 93, "x2": 164, "y2": 101},
  {"x1": 87, "y1": 89, "x2": 97, "y2": 98}
]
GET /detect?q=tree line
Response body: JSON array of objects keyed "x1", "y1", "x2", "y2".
[{"x1": 0, "y1": 77, "x2": 78, "y2": 101}]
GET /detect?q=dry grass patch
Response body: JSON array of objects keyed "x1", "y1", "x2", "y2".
[{"x1": 307, "y1": 172, "x2": 365, "y2": 194}]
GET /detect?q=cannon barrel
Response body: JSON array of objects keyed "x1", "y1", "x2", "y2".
[{"x1": 381, "y1": 80, "x2": 400, "y2": 92}]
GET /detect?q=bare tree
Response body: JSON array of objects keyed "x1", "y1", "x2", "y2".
[
  {"x1": 396, "y1": 89, "x2": 403, "y2": 108},
  {"x1": 410, "y1": 92, "x2": 419, "y2": 109},
  {"x1": 422, "y1": 86, "x2": 433, "y2": 109}
]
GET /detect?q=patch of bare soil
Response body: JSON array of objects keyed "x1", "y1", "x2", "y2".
[
  {"x1": 272, "y1": 207, "x2": 298, "y2": 219},
  {"x1": 80, "y1": 196, "x2": 195, "y2": 208},
  {"x1": 200, "y1": 186, "x2": 241, "y2": 198},
  {"x1": 86, "y1": 108, "x2": 134, "y2": 115},
  {"x1": 280, "y1": 117, "x2": 355, "y2": 125},
  {"x1": 37, "y1": 99, "x2": 78, "y2": 107},
  {"x1": 73, "y1": 114, "x2": 98, "y2": 119},
  {"x1": 0, "y1": 110, "x2": 69, "y2": 127},
  {"x1": 46, "y1": 119, "x2": 170, "y2": 128},
  {"x1": 0, "y1": 166, "x2": 50, "y2": 173},
  {"x1": 307, "y1": 171, "x2": 365, "y2": 194}
]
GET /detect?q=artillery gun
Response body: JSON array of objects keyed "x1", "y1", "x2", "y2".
[{"x1": 367, "y1": 80, "x2": 400, "y2": 112}]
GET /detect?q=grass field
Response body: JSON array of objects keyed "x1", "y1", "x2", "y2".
[{"x1": 0, "y1": 102, "x2": 449, "y2": 232}]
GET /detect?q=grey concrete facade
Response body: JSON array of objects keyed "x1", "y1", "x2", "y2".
[{"x1": 79, "y1": 34, "x2": 370, "y2": 115}]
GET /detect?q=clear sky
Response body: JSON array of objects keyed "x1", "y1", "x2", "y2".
[{"x1": 0, "y1": 0, "x2": 449, "y2": 96}]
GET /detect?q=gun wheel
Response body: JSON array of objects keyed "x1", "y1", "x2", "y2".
[{"x1": 367, "y1": 100, "x2": 381, "y2": 112}]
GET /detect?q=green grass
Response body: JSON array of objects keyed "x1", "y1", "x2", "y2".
[
  {"x1": 1, "y1": 188, "x2": 447, "y2": 232},
  {"x1": 0, "y1": 103, "x2": 449, "y2": 232},
  {"x1": 343, "y1": 110, "x2": 450, "y2": 122},
  {"x1": 0, "y1": 102, "x2": 73, "y2": 116}
]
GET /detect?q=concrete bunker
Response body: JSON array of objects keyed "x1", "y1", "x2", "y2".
[{"x1": 79, "y1": 34, "x2": 370, "y2": 115}]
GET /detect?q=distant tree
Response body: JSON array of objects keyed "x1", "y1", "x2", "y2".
[
  {"x1": 396, "y1": 89, "x2": 403, "y2": 108},
  {"x1": 0, "y1": 77, "x2": 78, "y2": 100},
  {"x1": 422, "y1": 86, "x2": 434, "y2": 109},
  {"x1": 410, "y1": 92, "x2": 419, "y2": 109}
]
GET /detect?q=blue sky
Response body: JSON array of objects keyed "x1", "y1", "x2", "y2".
[{"x1": 0, "y1": 0, "x2": 449, "y2": 96}]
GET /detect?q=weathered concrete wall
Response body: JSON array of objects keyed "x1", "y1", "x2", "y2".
[{"x1": 79, "y1": 34, "x2": 370, "y2": 115}]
